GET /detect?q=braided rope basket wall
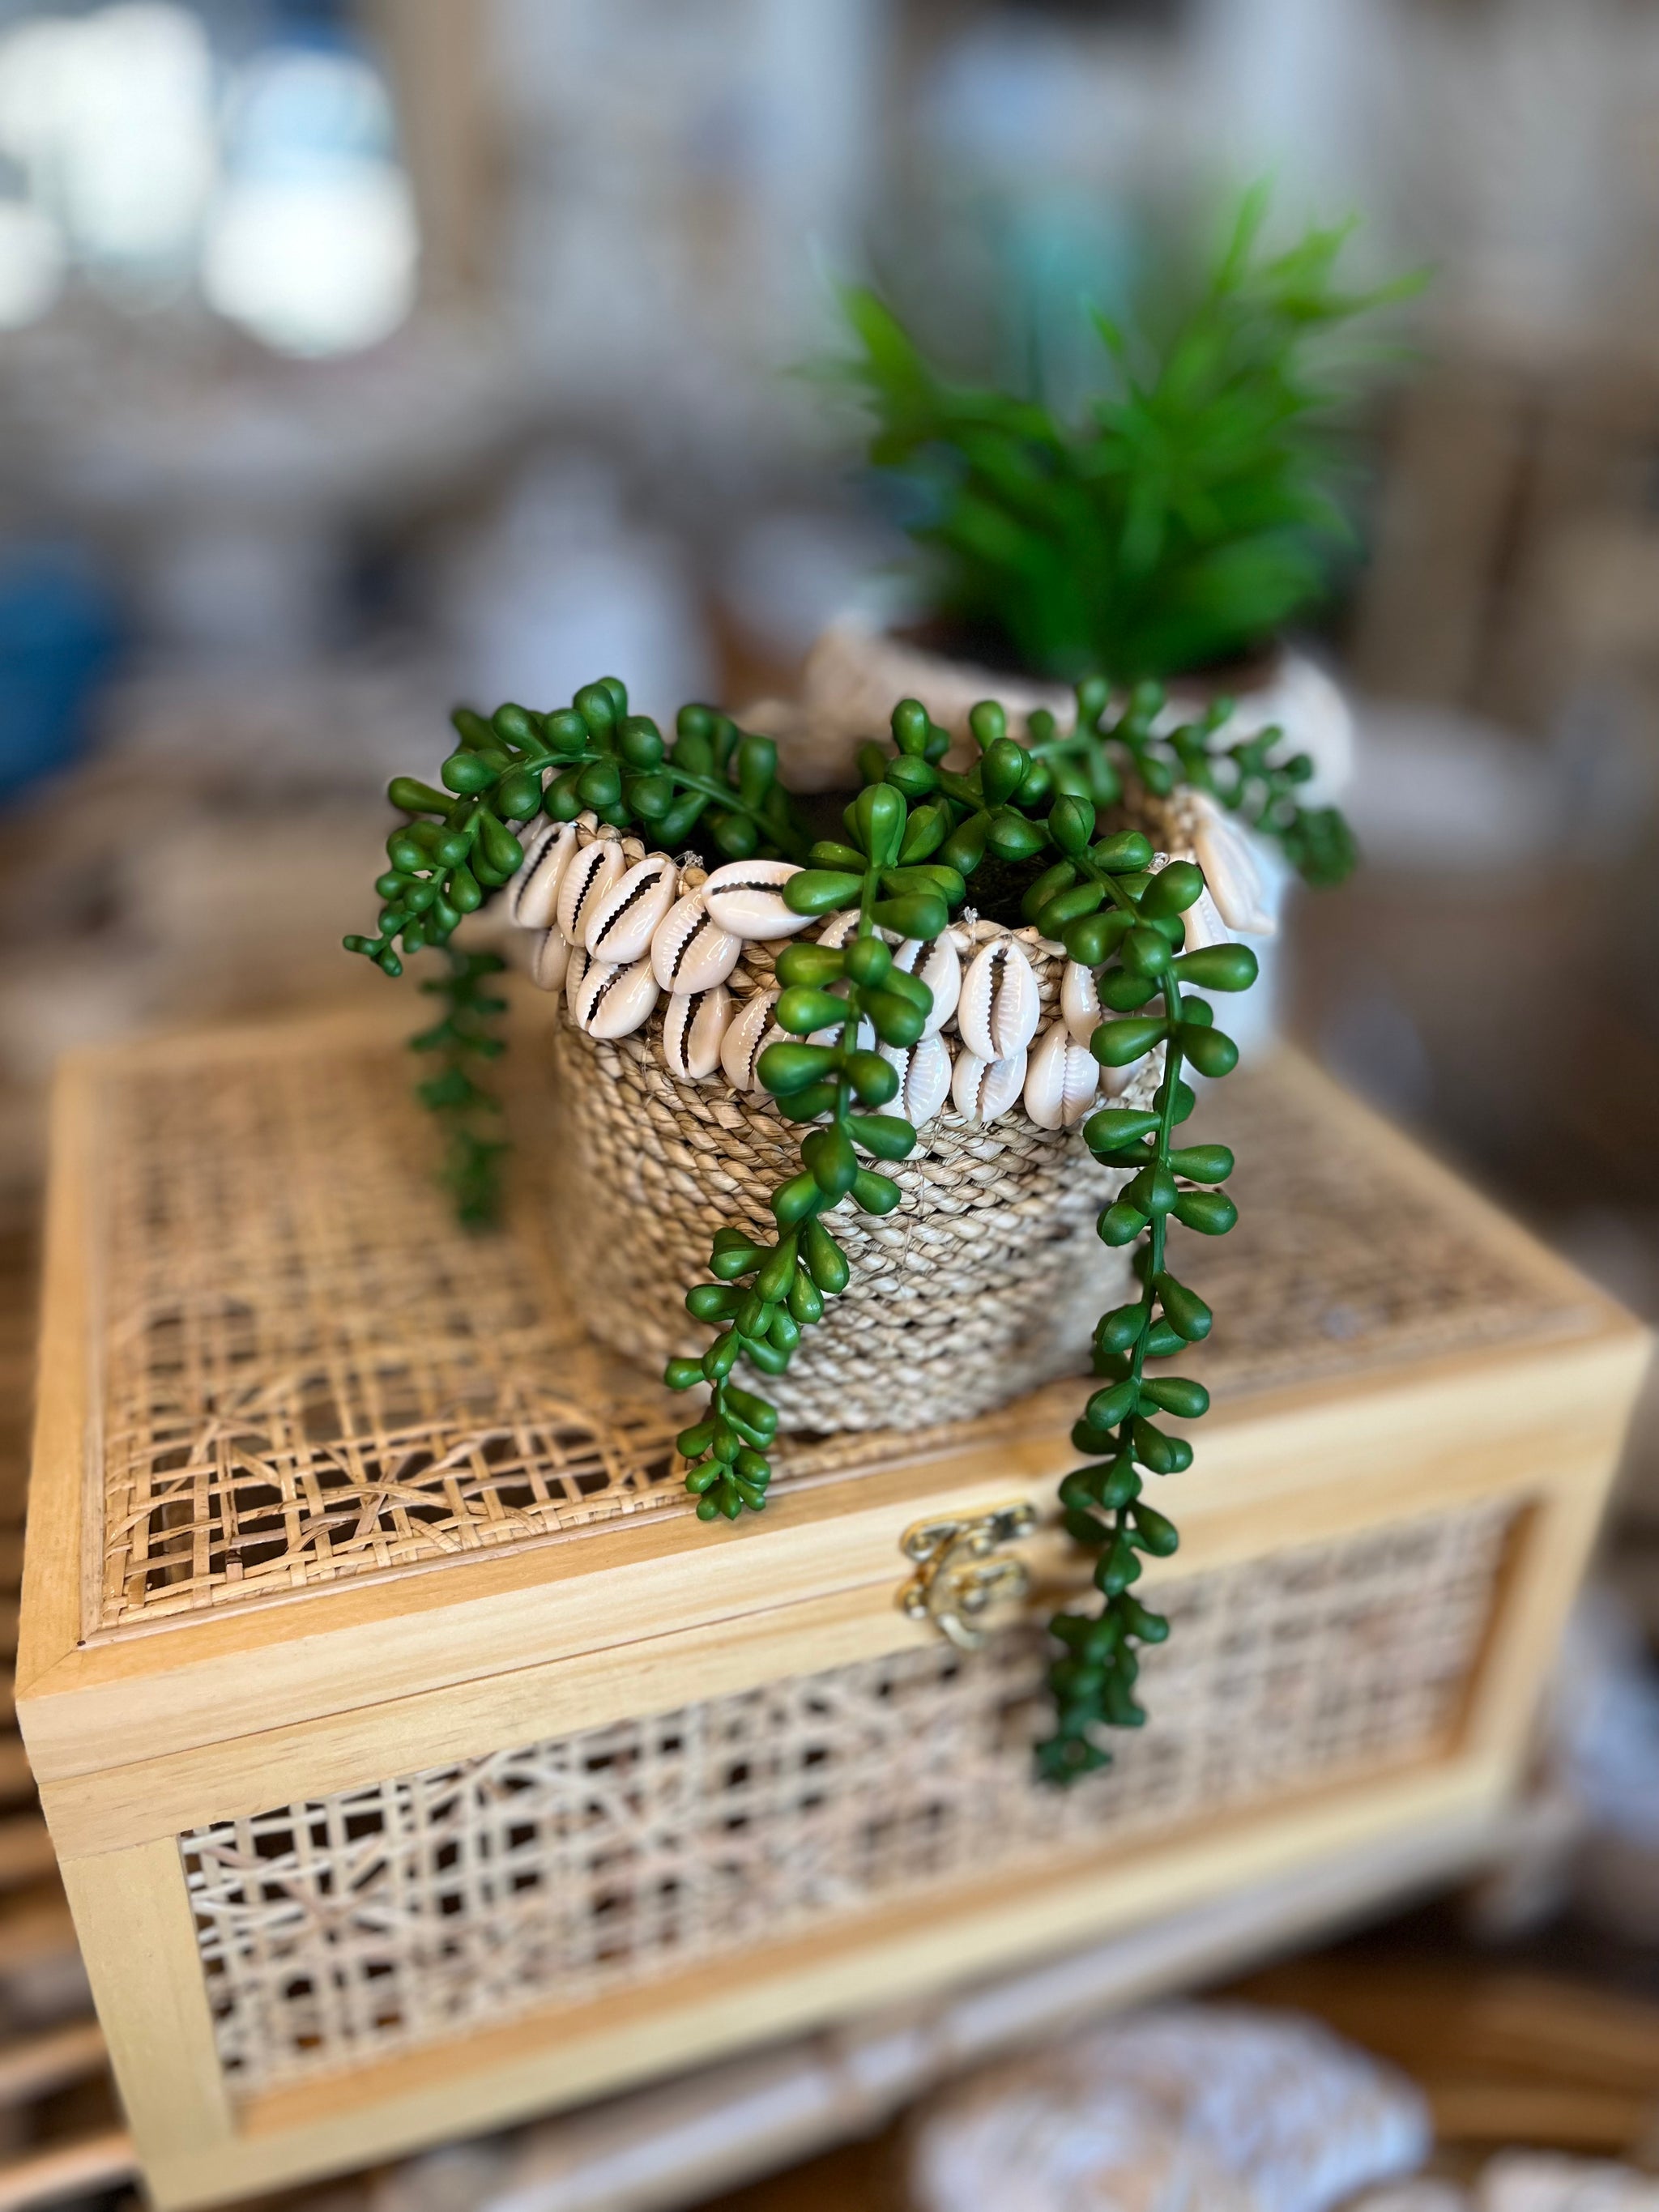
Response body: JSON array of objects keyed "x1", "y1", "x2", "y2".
[{"x1": 526, "y1": 796, "x2": 1226, "y2": 1431}]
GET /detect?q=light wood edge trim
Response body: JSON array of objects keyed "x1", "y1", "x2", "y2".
[
  {"x1": 1458, "y1": 1460, "x2": 1614, "y2": 1767},
  {"x1": 36, "y1": 1424, "x2": 1612, "y2": 1858},
  {"x1": 139, "y1": 1750, "x2": 1510, "y2": 2210},
  {"x1": 18, "y1": 1060, "x2": 97, "y2": 1691},
  {"x1": 58, "y1": 1839, "x2": 232, "y2": 2167},
  {"x1": 19, "y1": 1319, "x2": 1648, "y2": 1793}
]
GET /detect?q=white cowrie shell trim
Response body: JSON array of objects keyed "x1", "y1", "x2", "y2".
[
  {"x1": 564, "y1": 942, "x2": 590, "y2": 1025},
  {"x1": 893, "y1": 934, "x2": 960, "y2": 1037},
  {"x1": 1191, "y1": 799, "x2": 1275, "y2": 936},
  {"x1": 902, "y1": 1031, "x2": 952, "y2": 1123},
  {"x1": 1024, "y1": 1021, "x2": 1099, "y2": 1130},
  {"x1": 557, "y1": 837, "x2": 624, "y2": 946},
  {"x1": 1060, "y1": 959, "x2": 1102, "y2": 1048},
  {"x1": 957, "y1": 937, "x2": 1040, "y2": 1061},
  {"x1": 509, "y1": 820, "x2": 575, "y2": 930},
  {"x1": 720, "y1": 990, "x2": 779, "y2": 1091},
  {"x1": 651, "y1": 888, "x2": 742, "y2": 993},
  {"x1": 1179, "y1": 884, "x2": 1232, "y2": 954},
  {"x1": 529, "y1": 925, "x2": 569, "y2": 992},
  {"x1": 574, "y1": 955, "x2": 659, "y2": 1041},
  {"x1": 951, "y1": 1046, "x2": 1028, "y2": 1123},
  {"x1": 663, "y1": 985, "x2": 732, "y2": 1081},
  {"x1": 817, "y1": 910, "x2": 862, "y2": 950},
  {"x1": 702, "y1": 859, "x2": 810, "y2": 942},
  {"x1": 585, "y1": 852, "x2": 677, "y2": 963}
]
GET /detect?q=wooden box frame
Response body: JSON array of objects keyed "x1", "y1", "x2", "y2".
[{"x1": 16, "y1": 1012, "x2": 1648, "y2": 2209}]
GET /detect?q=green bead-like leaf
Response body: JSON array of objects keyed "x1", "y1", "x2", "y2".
[
  {"x1": 1173, "y1": 1188, "x2": 1239, "y2": 1235},
  {"x1": 803, "y1": 1217, "x2": 850, "y2": 1294},
  {"x1": 785, "y1": 869, "x2": 864, "y2": 916},
  {"x1": 1140, "y1": 1375, "x2": 1210, "y2": 1420},
  {"x1": 847, "y1": 1112, "x2": 917, "y2": 1160},
  {"x1": 774, "y1": 988, "x2": 849, "y2": 1038},
  {"x1": 851, "y1": 1167, "x2": 902, "y2": 1215},
  {"x1": 1141, "y1": 860, "x2": 1205, "y2": 917},
  {"x1": 1175, "y1": 944, "x2": 1259, "y2": 992},
  {"x1": 1092, "y1": 1017, "x2": 1166, "y2": 1068},
  {"x1": 1154, "y1": 1273, "x2": 1212, "y2": 1341}
]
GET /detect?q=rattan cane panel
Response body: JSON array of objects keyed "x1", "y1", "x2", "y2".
[
  {"x1": 181, "y1": 1499, "x2": 1511, "y2": 2095},
  {"x1": 95, "y1": 1045, "x2": 684, "y2": 1628},
  {"x1": 89, "y1": 1016, "x2": 1586, "y2": 1630}
]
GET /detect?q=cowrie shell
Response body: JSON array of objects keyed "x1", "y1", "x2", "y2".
[
  {"x1": 529, "y1": 925, "x2": 570, "y2": 991},
  {"x1": 702, "y1": 859, "x2": 811, "y2": 942},
  {"x1": 651, "y1": 888, "x2": 742, "y2": 994},
  {"x1": 509, "y1": 820, "x2": 575, "y2": 930},
  {"x1": 951, "y1": 1046, "x2": 1028, "y2": 1123},
  {"x1": 585, "y1": 851, "x2": 677, "y2": 963},
  {"x1": 1060, "y1": 959, "x2": 1102, "y2": 1048},
  {"x1": 901, "y1": 1032, "x2": 952, "y2": 1123},
  {"x1": 1024, "y1": 1020, "x2": 1099, "y2": 1130},
  {"x1": 564, "y1": 942, "x2": 589, "y2": 1025},
  {"x1": 557, "y1": 837, "x2": 625, "y2": 945},
  {"x1": 574, "y1": 955, "x2": 659, "y2": 1041},
  {"x1": 720, "y1": 989, "x2": 779, "y2": 1090},
  {"x1": 893, "y1": 935, "x2": 961, "y2": 1038},
  {"x1": 1178, "y1": 884, "x2": 1231, "y2": 954},
  {"x1": 662, "y1": 985, "x2": 732, "y2": 1081},
  {"x1": 817, "y1": 910, "x2": 862, "y2": 950},
  {"x1": 1190, "y1": 800, "x2": 1276, "y2": 936},
  {"x1": 957, "y1": 937, "x2": 1040, "y2": 1061}
]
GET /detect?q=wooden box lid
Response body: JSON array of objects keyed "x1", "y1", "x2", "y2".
[{"x1": 17, "y1": 994, "x2": 1644, "y2": 1790}]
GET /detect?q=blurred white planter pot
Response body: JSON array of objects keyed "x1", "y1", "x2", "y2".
[{"x1": 766, "y1": 616, "x2": 1356, "y2": 1058}]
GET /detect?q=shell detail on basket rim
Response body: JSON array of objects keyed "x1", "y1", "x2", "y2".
[
  {"x1": 702, "y1": 859, "x2": 811, "y2": 941},
  {"x1": 573, "y1": 954, "x2": 659, "y2": 1041},
  {"x1": 537, "y1": 817, "x2": 1205, "y2": 1133},
  {"x1": 662, "y1": 984, "x2": 733, "y2": 1080},
  {"x1": 957, "y1": 937, "x2": 1041, "y2": 1063},
  {"x1": 584, "y1": 852, "x2": 678, "y2": 964},
  {"x1": 529, "y1": 923, "x2": 570, "y2": 992},
  {"x1": 893, "y1": 934, "x2": 962, "y2": 1038},
  {"x1": 719, "y1": 987, "x2": 780, "y2": 1091},
  {"x1": 1024, "y1": 1020, "x2": 1101, "y2": 1130},
  {"x1": 650, "y1": 887, "x2": 743, "y2": 993},
  {"x1": 951, "y1": 1046, "x2": 1029, "y2": 1123},
  {"x1": 508, "y1": 819, "x2": 576, "y2": 930},
  {"x1": 557, "y1": 837, "x2": 626, "y2": 947}
]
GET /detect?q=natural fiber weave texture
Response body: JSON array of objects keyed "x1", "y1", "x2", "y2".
[
  {"x1": 545, "y1": 971, "x2": 1158, "y2": 1431},
  {"x1": 84, "y1": 1013, "x2": 1592, "y2": 1629},
  {"x1": 181, "y1": 1498, "x2": 1512, "y2": 2096}
]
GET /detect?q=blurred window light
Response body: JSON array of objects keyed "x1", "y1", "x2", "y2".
[
  {"x1": 0, "y1": 197, "x2": 64, "y2": 327},
  {"x1": 201, "y1": 43, "x2": 418, "y2": 356},
  {"x1": 0, "y1": 4, "x2": 215, "y2": 284}
]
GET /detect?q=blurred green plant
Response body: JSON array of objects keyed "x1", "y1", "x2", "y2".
[{"x1": 838, "y1": 185, "x2": 1422, "y2": 682}]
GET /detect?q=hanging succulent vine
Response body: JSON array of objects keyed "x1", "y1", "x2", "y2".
[{"x1": 348, "y1": 674, "x2": 1353, "y2": 1781}]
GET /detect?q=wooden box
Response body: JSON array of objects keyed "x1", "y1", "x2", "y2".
[{"x1": 17, "y1": 999, "x2": 1647, "y2": 2210}]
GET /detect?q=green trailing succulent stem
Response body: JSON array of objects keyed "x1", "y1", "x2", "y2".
[
  {"x1": 1033, "y1": 849, "x2": 1252, "y2": 1784},
  {"x1": 663, "y1": 775, "x2": 958, "y2": 1520},
  {"x1": 343, "y1": 677, "x2": 806, "y2": 1212},
  {"x1": 349, "y1": 672, "x2": 1347, "y2": 1779},
  {"x1": 1021, "y1": 675, "x2": 1357, "y2": 890},
  {"x1": 409, "y1": 949, "x2": 511, "y2": 1228}
]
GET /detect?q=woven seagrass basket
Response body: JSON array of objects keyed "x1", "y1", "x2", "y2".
[{"x1": 545, "y1": 936, "x2": 1161, "y2": 1433}]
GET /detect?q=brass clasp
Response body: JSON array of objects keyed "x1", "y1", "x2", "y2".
[{"x1": 898, "y1": 1501, "x2": 1038, "y2": 1651}]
